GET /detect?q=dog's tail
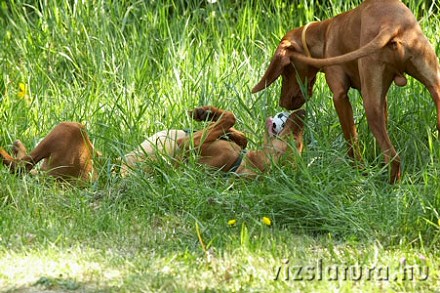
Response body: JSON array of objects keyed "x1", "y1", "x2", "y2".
[
  {"x1": 1, "y1": 146, "x2": 35, "y2": 174},
  {"x1": 290, "y1": 27, "x2": 398, "y2": 68},
  {"x1": 0, "y1": 148, "x2": 17, "y2": 170},
  {"x1": 252, "y1": 26, "x2": 398, "y2": 94}
]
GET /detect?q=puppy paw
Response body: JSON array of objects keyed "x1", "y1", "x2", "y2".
[
  {"x1": 12, "y1": 140, "x2": 27, "y2": 158},
  {"x1": 229, "y1": 132, "x2": 248, "y2": 149},
  {"x1": 189, "y1": 106, "x2": 221, "y2": 121}
]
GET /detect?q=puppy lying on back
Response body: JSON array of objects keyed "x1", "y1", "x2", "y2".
[
  {"x1": 0, "y1": 107, "x2": 306, "y2": 180},
  {"x1": 0, "y1": 122, "x2": 97, "y2": 180},
  {"x1": 122, "y1": 106, "x2": 305, "y2": 177}
]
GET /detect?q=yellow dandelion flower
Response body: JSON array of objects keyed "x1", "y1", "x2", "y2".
[
  {"x1": 228, "y1": 219, "x2": 237, "y2": 226},
  {"x1": 262, "y1": 216, "x2": 272, "y2": 226},
  {"x1": 18, "y1": 82, "x2": 27, "y2": 98},
  {"x1": 438, "y1": 218, "x2": 440, "y2": 227}
]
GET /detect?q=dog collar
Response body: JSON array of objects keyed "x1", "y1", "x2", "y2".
[
  {"x1": 301, "y1": 22, "x2": 314, "y2": 57},
  {"x1": 229, "y1": 149, "x2": 247, "y2": 173}
]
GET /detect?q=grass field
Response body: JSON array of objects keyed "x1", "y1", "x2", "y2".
[{"x1": 1, "y1": 0, "x2": 440, "y2": 292}]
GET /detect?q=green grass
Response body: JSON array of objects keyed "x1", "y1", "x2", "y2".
[{"x1": 1, "y1": 0, "x2": 440, "y2": 291}]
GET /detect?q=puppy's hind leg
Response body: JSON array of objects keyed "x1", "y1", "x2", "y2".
[
  {"x1": 121, "y1": 129, "x2": 187, "y2": 175},
  {"x1": 12, "y1": 140, "x2": 27, "y2": 159}
]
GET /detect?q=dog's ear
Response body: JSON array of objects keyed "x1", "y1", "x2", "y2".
[{"x1": 252, "y1": 40, "x2": 299, "y2": 93}]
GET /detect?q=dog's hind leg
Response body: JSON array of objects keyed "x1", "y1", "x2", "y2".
[
  {"x1": 12, "y1": 140, "x2": 27, "y2": 159},
  {"x1": 405, "y1": 36, "x2": 440, "y2": 132},
  {"x1": 359, "y1": 57, "x2": 400, "y2": 183},
  {"x1": 121, "y1": 129, "x2": 187, "y2": 175}
]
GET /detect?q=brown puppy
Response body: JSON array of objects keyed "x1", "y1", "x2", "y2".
[
  {"x1": 1, "y1": 108, "x2": 305, "y2": 180},
  {"x1": 252, "y1": 0, "x2": 440, "y2": 183},
  {"x1": 122, "y1": 106, "x2": 305, "y2": 177},
  {"x1": 0, "y1": 122, "x2": 97, "y2": 180}
]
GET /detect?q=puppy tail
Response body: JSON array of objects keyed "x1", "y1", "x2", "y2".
[
  {"x1": 0, "y1": 147, "x2": 35, "y2": 174},
  {"x1": 0, "y1": 147, "x2": 17, "y2": 170}
]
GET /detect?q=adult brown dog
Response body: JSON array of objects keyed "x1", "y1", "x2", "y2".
[
  {"x1": 0, "y1": 122, "x2": 97, "y2": 181},
  {"x1": 122, "y1": 106, "x2": 305, "y2": 177},
  {"x1": 252, "y1": 0, "x2": 440, "y2": 183}
]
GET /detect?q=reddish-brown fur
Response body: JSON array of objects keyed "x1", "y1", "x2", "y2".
[
  {"x1": 1, "y1": 108, "x2": 305, "y2": 180},
  {"x1": 178, "y1": 106, "x2": 305, "y2": 176},
  {"x1": 252, "y1": 0, "x2": 440, "y2": 183},
  {"x1": 0, "y1": 122, "x2": 96, "y2": 181}
]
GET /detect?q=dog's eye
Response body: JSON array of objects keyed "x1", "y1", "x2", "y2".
[{"x1": 272, "y1": 122, "x2": 277, "y2": 129}]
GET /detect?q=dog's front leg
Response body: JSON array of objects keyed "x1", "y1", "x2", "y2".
[
  {"x1": 333, "y1": 92, "x2": 362, "y2": 161},
  {"x1": 225, "y1": 127, "x2": 248, "y2": 149},
  {"x1": 181, "y1": 106, "x2": 236, "y2": 151}
]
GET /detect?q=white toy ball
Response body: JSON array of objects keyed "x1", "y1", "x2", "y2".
[{"x1": 268, "y1": 111, "x2": 290, "y2": 136}]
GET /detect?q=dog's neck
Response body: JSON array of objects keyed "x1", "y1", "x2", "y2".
[
  {"x1": 300, "y1": 21, "x2": 328, "y2": 60},
  {"x1": 301, "y1": 22, "x2": 314, "y2": 57}
]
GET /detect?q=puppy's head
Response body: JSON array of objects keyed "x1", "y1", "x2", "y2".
[
  {"x1": 262, "y1": 109, "x2": 306, "y2": 157},
  {"x1": 252, "y1": 32, "x2": 318, "y2": 110}
]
